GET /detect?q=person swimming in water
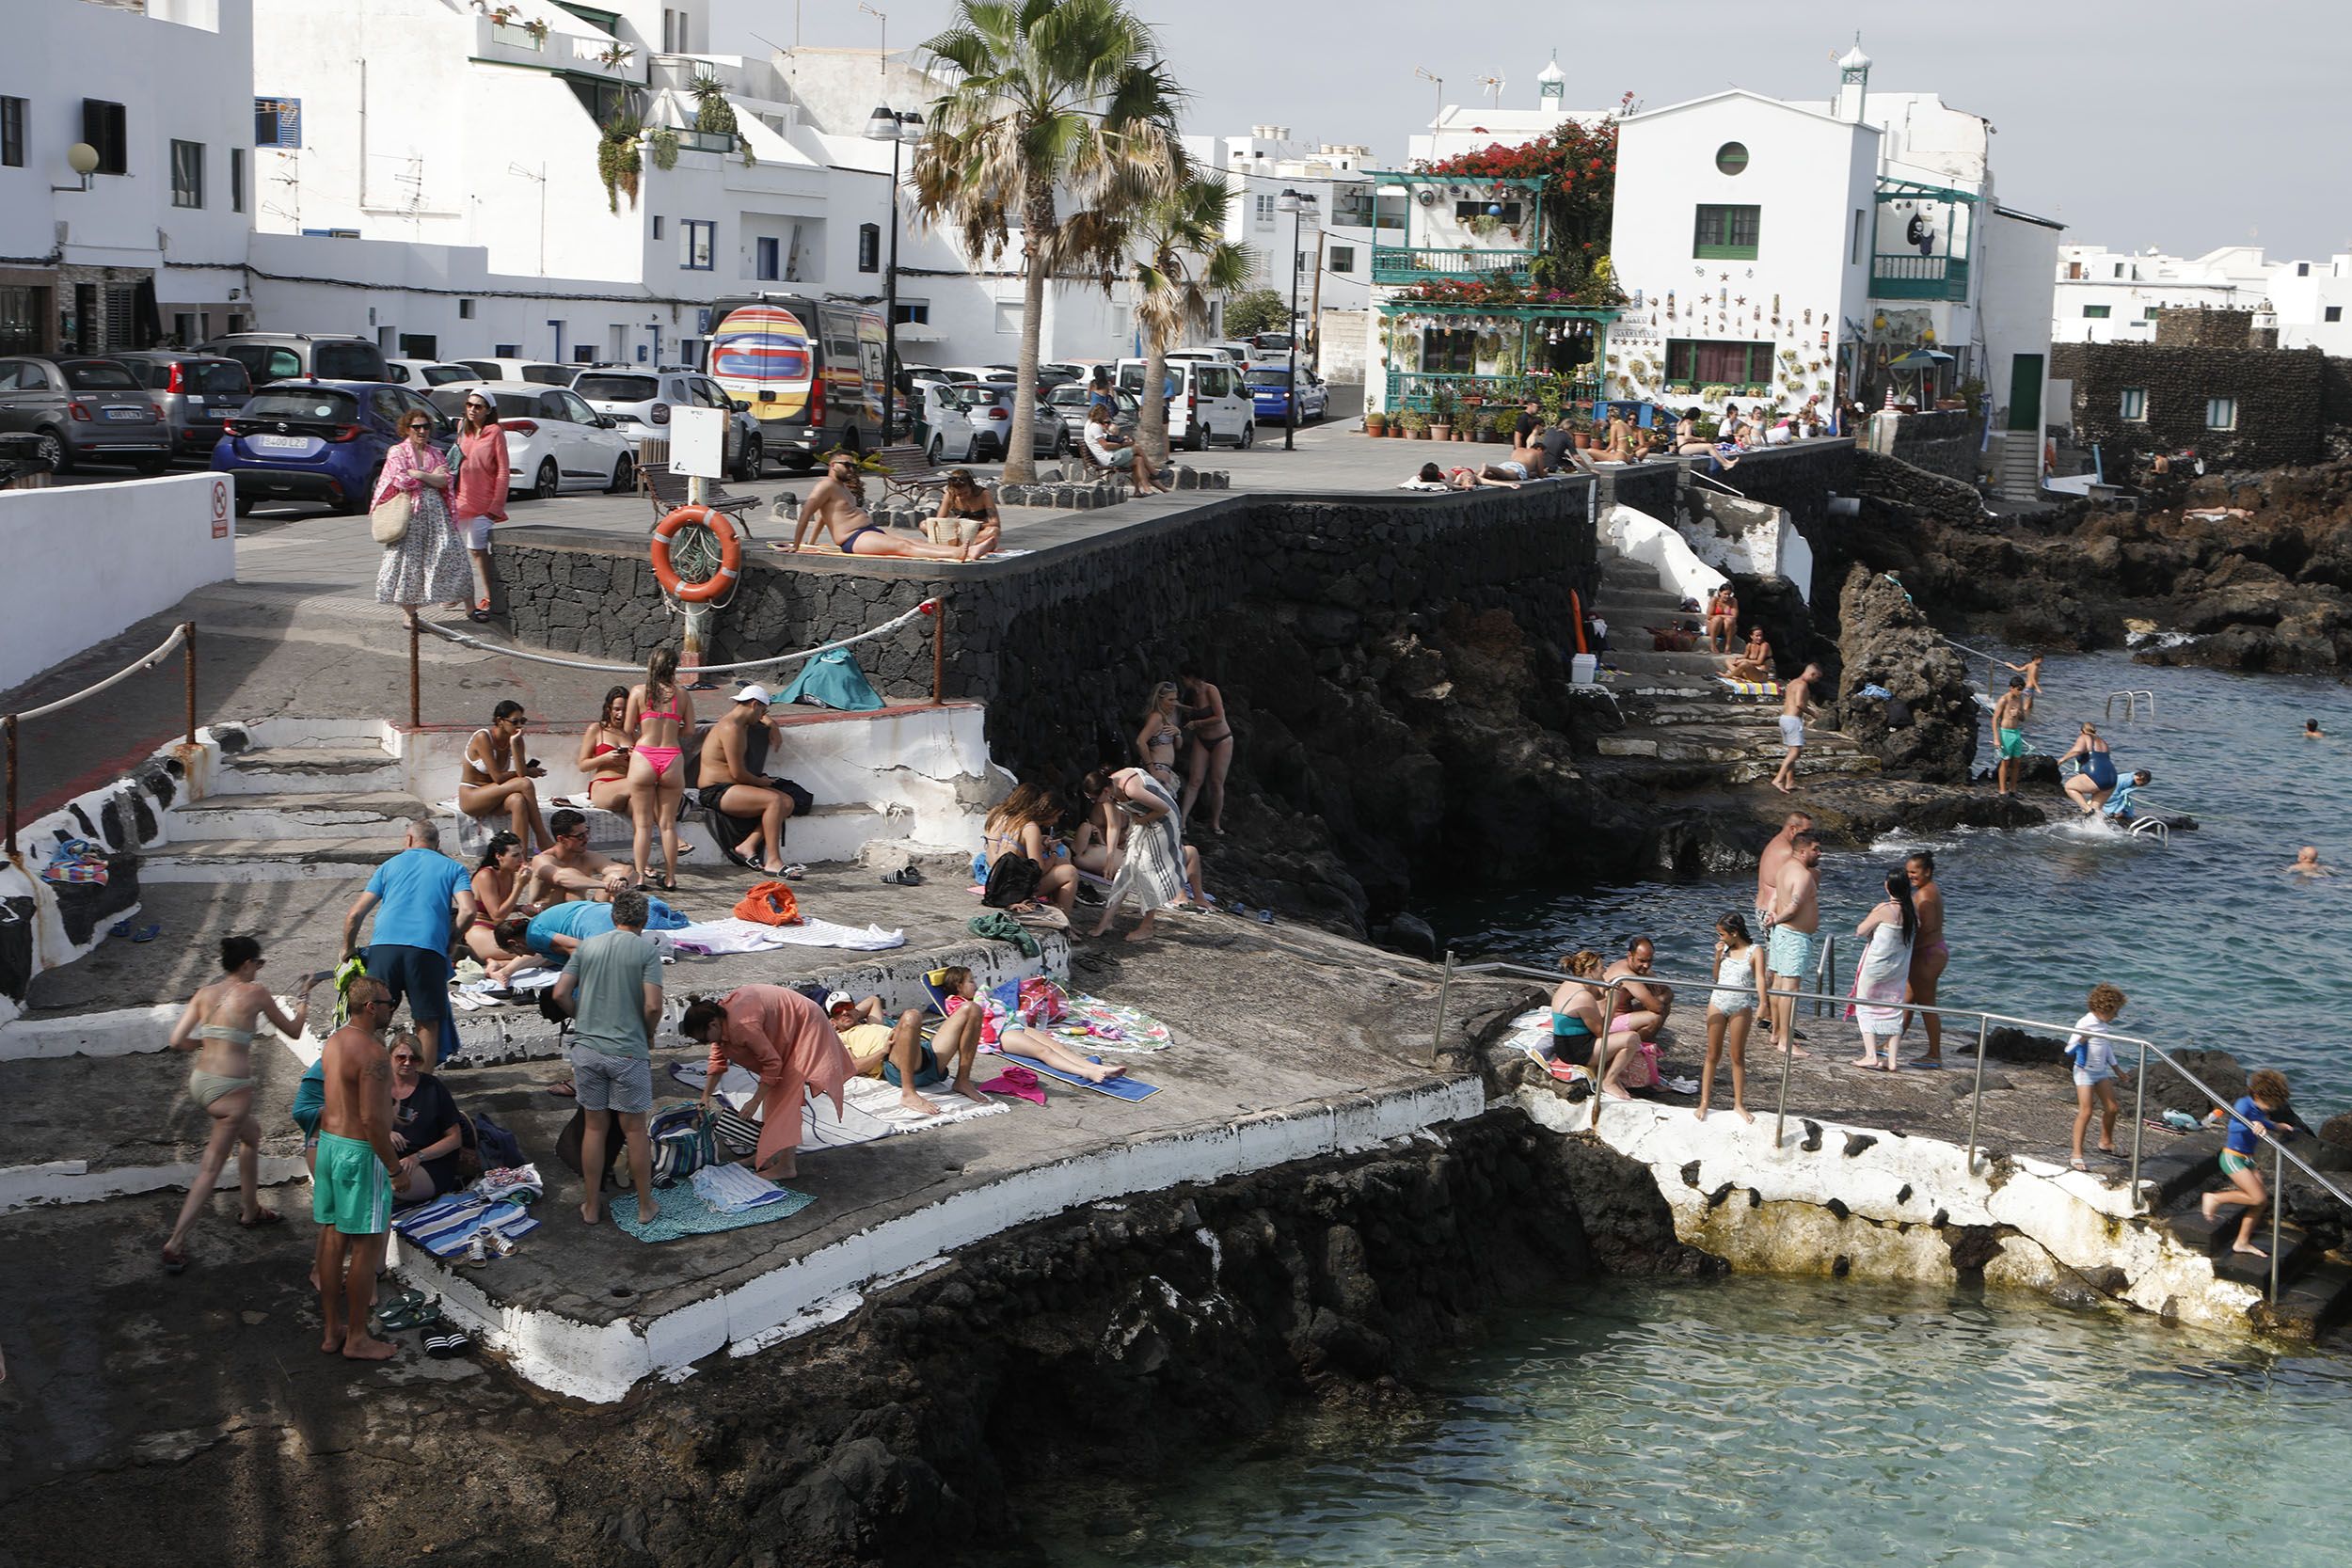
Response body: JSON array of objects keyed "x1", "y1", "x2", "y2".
[
  {"x1": 2306, "y1": 719, "x2": 2325, "y2": 739},
  {"x1": 2058, "y1": 722, "x2": 2118, "y2": 815},
  {"x1": 2288, "y1": 846, "x2": 2335, "y2": 877}
]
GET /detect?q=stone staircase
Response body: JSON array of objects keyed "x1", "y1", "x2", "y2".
[
  {"x1": 2142, "y1": 1134, "x2": 2352, "y2": 1339},
  {"x1": 1583, "y1": 548, "x2": 1879, "y2": 784},
  {"x1": 1989, "y1": 431, "x2": 2042, "y2": 504}
]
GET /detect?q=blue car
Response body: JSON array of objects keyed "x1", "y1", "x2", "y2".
[
  {"x1": 1246, "y1": 364, "x2": 1327, "y2": 424},
  {"x1": 210, "y1": 380, "x2": 446, "y2": 515}
]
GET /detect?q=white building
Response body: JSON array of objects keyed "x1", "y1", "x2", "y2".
[
  {"x1": 1610, "y1": 46, "x2": 2059, "y2": 448},
  {"x1": 2266, "y1": 253, "x2": 2352, "y2": 356},
  {"x1": 0, "y1": 0, "x2": 255, "y2": 354},
  {"x1": 1406, "y1": 53, "x2": 1608, "y2": 165},
  {"x1": 2053, "y1": 244, "x2": 2352, "y2": 356}
]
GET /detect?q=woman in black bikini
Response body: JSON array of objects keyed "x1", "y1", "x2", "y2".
[
  {"x1": 1178, "y1": 666, "x2": 1232, "y2": 835},
  {"x1": 576, "y1": 684, "x2": 634, "y2": 815},
  {"x1": 929, "y1": 469, "x2": 1002, "y2": 558},
  {"x1": 1136, "y1": 681, "x2": 1182, "y2": 791}
]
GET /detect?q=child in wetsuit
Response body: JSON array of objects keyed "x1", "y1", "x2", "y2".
[{"x1": 2201, "y1": 1069, "x2": 2295, "y2": 1258}]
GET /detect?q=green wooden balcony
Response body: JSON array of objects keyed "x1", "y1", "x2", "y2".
[
  {"x1": 1372, "y1": 245, "x2": 1540, "y2": 285},
  {"x1": 1870, "y1": 253, "x2": 1970, "y2": 301},
  {"x1": 1382, "y1": 370, "x2": 1601, "y2": 412}
]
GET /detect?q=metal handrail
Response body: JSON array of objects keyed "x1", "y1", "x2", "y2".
[
  {"x1": 6, "y1": 621, "x2": 196, "y2": 857},
  {"x1": 2105, "y1": 689, "x2": 2156, "y2": 721},
  {"x1": 1435, "y1": 951, "x2": 2350, "y2": 1301}
]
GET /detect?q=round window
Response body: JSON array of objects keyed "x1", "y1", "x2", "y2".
[{"x1": 1715, "y1": 142, "x2": 1750, "y2": 176}]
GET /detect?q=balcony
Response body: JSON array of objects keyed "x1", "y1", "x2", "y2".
[
  {"x1": 1383, "y1": 370, "x2": 1601, "y2": 413},
  {"x1": 1871, "y1": 253, "x2": 1970, "y2": 302},
  {"x1": 1371, "y1": 245, "x2": 1539, "y2": 286}
]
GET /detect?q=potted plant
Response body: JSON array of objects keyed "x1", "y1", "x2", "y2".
[
  {"x1": 646, "y1": 126, "x2": 679, "y2": 171},
  {"x1": 489, "y1": 5, "x2": 516, "y2": 24},
  {"x1": 1428, "y1": 388, "x2": 1454, "y2": 442},
  {"x1": 524, "y1": 17, "x2": 548, "y2": 42},
  {"x1": 1401, "y1": 408, "x2": 1431, "y2": 440},
  {"x1": 596, "y1": 114, "x2": 643, "y2": 212},
  {"x1": 1365, "y1": 409, "x2": 1389, "y2": 437}
]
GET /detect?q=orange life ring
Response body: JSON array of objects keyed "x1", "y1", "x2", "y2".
[{"x1": 649, "y1": 505, "x2": 741, "y2": 603}]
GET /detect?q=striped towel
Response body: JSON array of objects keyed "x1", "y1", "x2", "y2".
[
  {"x1": 393, "y1": 1196, "x2": 539, "y2": 1259},
  {"x1": 1718, "y1": 677, "x2": 1782, "y2": 697},
  {"x1": 689, "y1": 1163, "x2": 797, "y2": 1214}
]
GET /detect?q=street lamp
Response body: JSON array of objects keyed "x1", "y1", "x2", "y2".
[
  {"x1": 1277, "y1": 188, "x2": 1317, "y2": 451},
  {"x1": 866, "y1": 103, "x2": 923, "y2": 442}
]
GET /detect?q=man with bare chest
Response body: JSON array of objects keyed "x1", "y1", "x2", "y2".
[
  {"x1": 1763, "y1": 832, "x2": 1822, "y2": 1057},
  {"x1": 780, "y1": 452, "x2": 971, "y2": 561},
  {"x1": 313, "y1": 976, "x2": 401, "y2": 1361}
]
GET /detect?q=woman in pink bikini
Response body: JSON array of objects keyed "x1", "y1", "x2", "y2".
[
  {"x1": 623, "y1": 646, "x2": 695, "y2": 890},
  {"x1": 575, "y1": 685, "x2": 635, "y2": 815},
  {"x1": 1903, "y1": 850, "x2": 1948, "y2": 1067}
]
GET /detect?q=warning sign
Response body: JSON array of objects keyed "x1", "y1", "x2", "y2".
[{"x1": 212, "y1": 478, "x2": 230, "y2": 538}]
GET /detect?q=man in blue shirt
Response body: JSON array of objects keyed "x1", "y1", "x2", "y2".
[
  {"x1": 340, "y1": 820, "x2": 476, "y2": 1069},
  {"x1": 2102, "y1": 768, "x2": 2153, "y2": 824}
]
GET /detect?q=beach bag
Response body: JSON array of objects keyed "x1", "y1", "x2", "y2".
[
  {"x1": 981, "y1": 852, "x2": 1043, "y2": 909},
  {"x1": 644, "y1": 1104, "x2": 716, "y2": 1188},
  {"x1": 40, "y1": 837, "x2": 109, "y2": 886},
  {"x1": 1014, "y1": 976, "x2": 1070, "y2": 1026},
  {"x1": 733, "y1": 880, "x2": 802, "y2": 926},
  {"x1": 471, "y1": 1113, "x2": 523, "y2": 1171},
  {"x1": 370, "y1": 488, "x2": 413, "y2": 546},
  {"x1": 1636, "y1": 1039, "x2": 1663, "y2": 1089},
  {"x1": 781, "y1": 648, "x2": 884, "y2": 713}
]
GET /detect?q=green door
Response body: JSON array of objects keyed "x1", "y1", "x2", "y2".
[{"x1": 2007, "y1": 353, "x2": 2043, "y2": 433}]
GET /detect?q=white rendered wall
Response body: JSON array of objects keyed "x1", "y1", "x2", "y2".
[
  {"x1": 0, "y1": 474, "x2": 234, "y2": 692},
  {"x1": 1978, "y1": 212, "x2": 2061, "y2": 433}
]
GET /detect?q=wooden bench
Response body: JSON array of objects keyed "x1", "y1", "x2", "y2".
[
  {"x1": 864, "y1": 443, "x2": 960, "y2": 512},
  {"x1": 637, "y1": 461, "x2": 762, "y2": 522}
]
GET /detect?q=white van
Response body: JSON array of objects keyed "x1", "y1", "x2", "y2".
[{"x1": 1115, "y1": 356, "x2": 1255, "y2": 450}]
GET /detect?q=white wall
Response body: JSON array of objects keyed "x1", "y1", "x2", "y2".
[
  {"x1": 0, "y1": 474, "x2": 235, "y2": 692},
  {"x1": 1979, "y1": 211, "x2": 2061, "y2": 433}
]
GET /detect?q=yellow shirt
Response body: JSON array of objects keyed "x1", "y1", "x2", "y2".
[{"x1": 837, "y1": 1022, "x2": 895, "y2": 1077}]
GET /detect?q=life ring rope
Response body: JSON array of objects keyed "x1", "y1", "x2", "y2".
[{"x1": 650, "y1": 505, "x2": 742, "y2": 604}]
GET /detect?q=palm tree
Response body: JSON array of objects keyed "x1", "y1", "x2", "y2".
[
  {"x1": 1132, "y1": 171, "x2": 1251, "y2": 465},
  {"x1": 913, "y1": 0, "x2": 1184, "y2": 483}
]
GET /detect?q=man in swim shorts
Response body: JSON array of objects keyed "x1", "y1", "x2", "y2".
[
  {"x1": 1755, "y1": 809, "x2": 1813, "y2": 934},
  {"x1": 522, "y1": 808, "x2": 632, "y2": 905},
  {"x1": 1763, "y1": 832, "x2": 1821, "y2": 1057},
  {"x1": 1772, "y1": 664, "x2": 1821, "y2": 795},
  {"x1": 782, "y1": 451, "x2": 972, "y2": 561},
  {"x1": 695, "y1": 686, "x2": 798, "y2": 875},
  {"x1": 1991, "y1": 676, "x2": 2033, "y2": 797},
  {"x1": 314, "y1": 976, "x2": 400, "y2": 1361}
]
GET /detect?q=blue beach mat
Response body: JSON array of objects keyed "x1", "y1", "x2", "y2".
[
  {"x1": 613, "y1": 1179, "x2": 815, "y2": 1243},
  {"x1": 999, "y1": 1052, "x2": 1160, "y2": 1101}
]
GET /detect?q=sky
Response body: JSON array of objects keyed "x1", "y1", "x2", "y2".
[{"x1": 717, "y1": 0, "x2": 2352, "y2": 261}]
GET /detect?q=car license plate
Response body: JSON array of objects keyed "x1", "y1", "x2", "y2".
[
  {"x1": 253, "y1": 434, "x2": 310, "y2": 451},
  {"x1": 103, "y1": 406, "x2": 143, "y2": 420}
]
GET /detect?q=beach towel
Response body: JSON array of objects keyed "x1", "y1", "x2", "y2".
[
  {"x1": 977, "y1": 1065, "x2": 1048, "y2": 1105},
  {"x1": 1052, "y1": 993, "x2": 1175, "y2": 1053},
  {"x1": 392, "y1": 1194, "x2": 540, "y2": 1259},
  {"x1": 780, "y1": 648, "x2": 884, "y2": 712},
  {"x1": 1717, "y1": 677, "x2": 1783, "y2": 698},
  {"x1": 689, "y1": 1162, "x2": 800, "y2": 1214},
  {"x1": 669, "y1": 1061, "x2": 1009, "y2": 1148},
  {"x1": 667, "y1": 916, "x2": 906, "y2": 954},
  {"x1": 1000, "y1": 1052, "x2": 1160, "y2": 1101},
  {"x1": 613, "y1": 1179, "x2": 814, "y2": 1243}
]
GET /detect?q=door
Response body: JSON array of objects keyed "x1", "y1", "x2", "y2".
[{"x1": 2006, "y1": 354, "x2": 2042, "y2": 433}]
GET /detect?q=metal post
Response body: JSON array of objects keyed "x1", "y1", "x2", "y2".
[
  {"x1": 406, "y1": 618, "x2": 421, "y2": 730},
  {"x1": 2270, "y1": 1139, "x2": 2283, "y2": 1304},
  {"x1": 1431, "y1": 948, "x2": 1455, "y2": 1060},
  {"x1": 1284, "y1": 197, "x2": 1303, "y2": 452},
  {"x1": 181, "y1": 622, "x2": 197, "y2": 745},
  {"x1": 2127, "y1": 1039, "x2": 2149, "y2": 1212},
  {"x1": 3, "y1": 712, "x2": 16, "y2": 858},
  {"x1": 882, "y1": 130, "x2": 902, "y2": 444},
  {"x1": 1771, "y1": 978, "x2": 1796, "y2": 1149},
  {"x1": 1963, "y1": 1015, "x2": 1991, "y2": 1173},
  {"x1": 930, "y1": 597, "x2": 946, "y2": 705},
  {"x1": 1587, "y1": 978, "x2": 1619, "y2": 1132}
]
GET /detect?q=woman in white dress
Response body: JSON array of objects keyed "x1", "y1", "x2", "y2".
[
  {"x1": 373, "y1": 408, "x2": 469, "y2": 628},
  {"x1": 1851, "y1": 867, "x2": 1918, "y2": 1071}
]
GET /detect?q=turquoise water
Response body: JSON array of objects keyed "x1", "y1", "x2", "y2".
[
  {"x1": 1022, "y1": 1277, "x2": 2352, "y2": 1567},
  {"x1": 1432, "y1": 650, "x2": 2352, "y2": 1108}
]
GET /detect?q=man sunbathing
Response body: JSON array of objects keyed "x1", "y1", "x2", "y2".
[
  {"x1": 521, "y1": 808, "x2": 632, "y2": 905},
  {"x1": 825, "y1": 990, "x2": 967, "y2": 1116},
  {"x1": 778, "y1": 451, "x2": 975, "y2": 561}
]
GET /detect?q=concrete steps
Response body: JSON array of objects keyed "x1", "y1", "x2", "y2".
[
  {"x1": 140, "y1": 832, "x2": 415, "y2": 882},
  {"x1": 169, "y1": 790, "x2": 430, "y2": 843},
  {"x1": 212, "y1": 736, "x2": 406, "y2": 797}
]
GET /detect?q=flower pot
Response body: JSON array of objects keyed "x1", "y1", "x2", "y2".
[
  {"x1": 1573, "y1": 432, "x2": 1592, "y2": 450},
  {"x1": 1430, "y1": 423, "x2": 1453, "y2": 441}
]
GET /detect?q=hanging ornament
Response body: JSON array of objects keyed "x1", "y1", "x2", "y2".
[
  {"x1": 1735, "y1": 294, "x2": 1746, "y2": 306},
  {"x1": 1804, "y1": 307, "x2": 1812, "y2": 325},
  {"x1": 1772, "y1": 293, "x2": 1782, "y2": 316},
  {"x1": 1753, "y1": 306, "x2": 1761, "y2": 323},
  {"x1": 1820, "y1": 328, "x2": 1830, "y2": 348}
]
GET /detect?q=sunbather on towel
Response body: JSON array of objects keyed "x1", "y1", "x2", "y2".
[
  {"x1": 682, "y1": 985, "x2": 855, "y2": 1180},
  {"x1": 937, "y1": 967, "x2": 1128, "y2": 1085},
  {"x1": 826, "y1": 990, "x2": 971, "y2": 1115}
]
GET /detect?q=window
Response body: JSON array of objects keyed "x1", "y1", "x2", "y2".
[
  {"x1": 82, "y1": 99, "x2": 128, "y2": 175},
  {"x1": 1329, "y1": 245, "x2": 1356, "y2": 275},
  {"x1": 857, "y1": 223, "x2": 880, "y2": 273},
  {"x1": 458, "y1": 298, "x2": 475, "y2": 320},
  {"x1": 398, "y1": 333, "x2": 438, "y2": 358},
  {"x1": 1714, "y1": 141, "x2": 1749, "y2": 175},
  {"x1": 2111, "y1": 262, "x2": 2123, "y2": 277},
  {"x1": 254, "y1": 96, "x2": 301, "y2": 148},
  {"x1": 0, "y1": 97, "x2": 23, "y2": 168},
  {"x1": 893, "y1": 301, "x2": 929, "y2": 325},
  {"x1": 2297, "y1": 262, "x2": 2310, "y2": 277},
  {"x1": 2328, "y1": 306, "x2": 2344, "y2": 324},
  {"x1": 681, "y1": 219, "x2": 714, "y2": 271},
  {"x1": 2205, "y1": 396, "x2": 2236, "y2": 432},
  {"x1": 652, "y1": 215, "x2": 663, "y2": 238},
  {"x1": 172, "y1": 311, "x2": 199, "y2": 345},
  {"x1": 1422, "y1": 328, "x2": 1477, "y2": 373},
  {"x1": 1851, "y1": 208, "x2": 1867, "y2": 265},
  {"x1": 1253, "y1": 194, "x2": 1275, "y2": 224},
  {"x1": 494, "y1": 342, "x2": 521, "y2": 357},
  {"x1": 755, "y1": 236, "x2": 781, "y2": 280},
  {"x1": 230, "y1": 149, "x2": 245, "y2": 212},
  {"x1": 170, "y1": 140, "x2": 204, "y2": 208},
  {"x1": 1662, "y1": 338, "x2": 1772, "y2": 388},
  {"x1": 2119, "y1": 388, "x2": 2146, "y2": 420},
  {"x1": 2143, "y1": 307, "x2": 2160, "y2": 320},
  {"x1": 1692, "y1": 203, "x2": 1759, "y2": 259},
  {"x1": 0, "y1": 287, "x2": 48, "y2": 356},
  {"x1": 994, "y1": 300, "x2": 1024, "y2": 335},
  {"x1": 2082, "y1": 305, "x2": 2111, "y2": 319}
]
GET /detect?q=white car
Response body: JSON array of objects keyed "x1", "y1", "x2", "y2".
[
  {"x1": 570, "y1": 365, "x2": 764, "y2": 481},
  {"x1": 453, "y1": 357, "x2": 579, "y2": 388},
  {"x1": 384, "y1": 357, "x2": 479, "y2": 389},
  {"x1": 427, "y1": 380, "x2": 638, "y2": 499},
  {"x1": 914, "y1": 382, "x2": 984, "y2": 464}
]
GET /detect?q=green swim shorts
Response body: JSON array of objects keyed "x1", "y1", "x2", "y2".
[
  {"x1": 1996, "y1": 728, "x2": 2026, "y2": 760},
  {"x1": 2217, "y1": 1149, "x2": 2256, "y2": 1179},
  {"x1": 312, "y1": 1131, "x2": 391, "y2": 1236}
]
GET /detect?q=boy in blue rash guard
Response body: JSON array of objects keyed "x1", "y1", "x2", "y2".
[{"x1": 2202, "y1": 1069, "x2": 2295, "y2": 1258}]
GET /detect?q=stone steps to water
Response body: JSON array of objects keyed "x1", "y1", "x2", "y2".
[
  {"x1": 170, "y1": 790, "x2": 430, "y2": 843},
  {"x1": 2162, "y1": 1201, "x2": 2324, "y2": 1288},
  {"x1": 140, "y1": 832, "x2": 416, "y2": 882},
  {"x1": 214, "y1": 739, "x2": 406, "y2": 797}
]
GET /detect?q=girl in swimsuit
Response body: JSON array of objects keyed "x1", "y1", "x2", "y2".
[
  {"x1": 458, "y1": 699, "x2": 551, "y2": 853},
  {"x1": 463, "y1": 832, "x2": 532, "y2": 966},
  {"x1": 1551, "y1": 949, "x2": 1646, "y2": 1100},
  {"x1": 624, "y1": 644, "x2": 694, "y2": 891},
  {"x1": 1699, "y1": 913, "x2": 1765, "y2": 1122},
  {"x1": 577, "y1": 684, "x2": 635, "y2": 815},
  {"x1": 980, "y1": 783, "x2": 1079, "y2": 916},
  {"x1": 1178, "y1": 667, "x2": 1233, "y2": 835},
  {"x1": 1136, "y1": 681, "x2": 1183, "y2": 792},
  {"x1": 930, "y1": 469, "x2": 1002, "y2": 558},
  {"x1": 1903, "y1": 850, "x2": 1948, "y2": 1066},
  {"x1": 163, "y1": 936, "x2": 319, "y2": 1271},
  {"x1": 1706, "y1": 587, "x2": 1740, "y2": 655}
]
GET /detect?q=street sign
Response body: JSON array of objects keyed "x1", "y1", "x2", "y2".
[
  {"x1": 668, "y1": 404, "x2": 726, "y2": 480},
  {"x1": 211, "y1": 478, "x2": 230, "y2": 538}
]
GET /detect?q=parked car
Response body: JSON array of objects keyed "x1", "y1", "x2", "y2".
[
  {"x1": 426, "y1": 381, "x2": 638, "y2": 499},
  {"x1": 1245, "y1": 364, "x2": 1328, "y2": 425},
  {"x1": 453, "y1": 357, "x2": 579, "y2": 387},
  {"x1": 199, "y1": 331, "x2": 389, "y2": 386},
  {"x1": 209, "y1": 379, "x2": 437, "y2": 514},
  {"x1": 571, "y1": 365, "x2": 763, "y2": 480},
  {"x1": 0, "y1": 355, "x2": 173, "y2": 473},
  {"x1": 1044, "y1": 381, "x2": 1139, "y2": 444},
  {"x1": 1247, "y1": 332, "x2": 1295, "y2": 355},
  {"x1": 1115, "y1": 356, "x2": 1255, "y2": 450},
  {"x1": 912, "y1": 382, "x2": 984, "y2": 465},
  {"x1": 384, "y1": 357, "x2": 480, "y2": 388},
  {"x1": 954, "y1": 381, "x2": 1067, "y2": 460},
  {"x1": 704, "y1": 293, "x2": 888, "y2": 470},
  {"x1": 111, "y1": 350, "x2": 254, "y2": 460},
  {"x1": 1588, "y1": 398, "x2": 1686, "y2": 432}
]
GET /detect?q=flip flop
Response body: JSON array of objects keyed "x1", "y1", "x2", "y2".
[
  {"x1": 110, "y1": 920, "x2": 162, "y2": 942},
  {"x1": 424, "y1": 1329, "x2": 474, "y2": 1359},
  {"x1": 2070, "y1": 1157, "x2": 2090, "y2": 1171},
  {"x1": 545, "y1": 1079, "x2": 577, "y2": 1098},
  {"x1": 238, "y1": 1208, "x2": 285, "y2": 1228}
]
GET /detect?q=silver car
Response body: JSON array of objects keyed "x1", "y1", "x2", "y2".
[
  {"x1": 570, "y1": 365, "x2": 764, "y2": 481},
  {"x1": 112, "y1": 350, "x2": 254, "y2": 461},
  {"x1": 955, "y1": 381, "x2": 1068, "y2": 460},
  {"x1": 0, "y1": 355, "x2": 173, "y2": 473}
]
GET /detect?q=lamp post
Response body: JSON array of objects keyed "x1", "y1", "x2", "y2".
[
  {"x1": 1277, "y1": 188, "x2": 1316, "y2": 451},
  {"x1": 865, "y1": 103, "x2": 923, "y2": 442}
]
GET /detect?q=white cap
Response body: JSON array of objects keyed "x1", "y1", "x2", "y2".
[
  {"x1": 825, "y1": 990, "x2": 853, "y2": 1012},
  {"x1": 733, "y1": 683, "x2": 772, "y2": 705}
]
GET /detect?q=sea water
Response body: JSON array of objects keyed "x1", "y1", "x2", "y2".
[
  {"x1": 1432, "y1": 650, "x2": 2352, "y2": 1107},
  {"x1": 1021, "y1": 1276, "x2": 2352, "y2": 1566}
]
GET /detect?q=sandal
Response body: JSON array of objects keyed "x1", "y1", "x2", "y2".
[
  {"x1": 546, "y1": 1078, "x2": 577, "y2": 1099},
  {"x1": 238, "y1": 1208, "x2": 285, "y2": 1228},
  {"x1": 371, "y1": 1296, "x2": 441, "y2": 1336},
  {"x1": 882, "y1": 865, "x2": 924, "y2": 887}
]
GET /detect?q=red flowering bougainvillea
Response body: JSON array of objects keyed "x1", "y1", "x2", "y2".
[{"x1": 1420, "y1": 95, "x2": 1626, "y2": 306}]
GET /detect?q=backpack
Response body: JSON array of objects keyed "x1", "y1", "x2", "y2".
[
  {"x1": 981, "y1": 853, "x2": 1044, "y2": 909},
  {"x1": 644, "y1": 1104, "x2": 716, "y2": 1188},
  {"x1": 733, "y1": 879, "x2": 803, "y2": 926},
  {"x1": 471, "y1": 1113, "x2": 523, "y2": 1171}
]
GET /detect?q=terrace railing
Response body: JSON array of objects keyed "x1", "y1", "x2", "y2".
[
  {"x1": 1371, "y1": 245, "x2": 1539, "y2": 285},
  {"x1": 1870, "y1": 253, "x2": 1971, "y2": 301}
]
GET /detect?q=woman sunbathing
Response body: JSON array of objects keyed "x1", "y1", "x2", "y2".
[{"x1": 1722, "y1": 627, "x2": 1774, "y2": 682}]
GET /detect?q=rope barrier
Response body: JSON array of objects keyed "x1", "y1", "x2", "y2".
[
  {"x1": 416, "y1": 599, "x2": 938, "y2": 677},
  {"x1": 15, "y1": 625, "x2": 190, "y2": 723}
]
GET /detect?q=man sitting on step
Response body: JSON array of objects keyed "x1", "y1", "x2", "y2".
[
  {"x1": 521, "y1": 808, "x2": 632, "y2": 905},
  {"x1": 693, "y1": 685, "x2": 807, "y2": 877}
]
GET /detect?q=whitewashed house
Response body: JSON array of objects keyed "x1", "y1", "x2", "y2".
[{"x1": 2055, "y1": 245, "x2": 2352, "y2": 356}]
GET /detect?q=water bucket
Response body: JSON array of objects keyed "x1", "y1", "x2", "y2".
[{"x1": 1571, "y1": 653, "x2": 1598, "y2": 686}]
